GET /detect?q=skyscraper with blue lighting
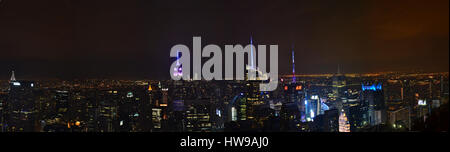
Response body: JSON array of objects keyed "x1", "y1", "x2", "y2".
[{"x1": 360, "y1": 82, "x2": 386, "y2": 126}]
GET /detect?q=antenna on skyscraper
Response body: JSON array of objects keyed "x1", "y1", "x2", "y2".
[
  {"x1": 10, "y1": 70, "x2": 16, "y2": 82},
  {"x1": 292, "y1": 44, "x2": 296, "y2": 83},
  {"x1": 250, "y1": 36, "x2": 255, "y2": 70}
]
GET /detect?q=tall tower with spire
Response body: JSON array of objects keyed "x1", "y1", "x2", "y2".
[
  {"x1": 332, "y1": 63, "x2": 346, "y2": 104},
  {"x1": 244, "y1": 36, "x2": 262, "y2": 121},
  {"x1": 250, "y1": 36, "x2": 255, "y2": 70},
  {"x1": 10, "y1": 70, "x2": 16, "y2": 82},
  {"x1": 6, "y1": 69, "x2": 37, "y2": 131},
  {"x1": 292, "y1": 45, "x2": 296, "y2": 83},
  {"x1": 246, "y1": 36, "x2": 257, "y2": 80},
  {"x1": 173, "y1": 50, "x2": 182, "y2": 77}
]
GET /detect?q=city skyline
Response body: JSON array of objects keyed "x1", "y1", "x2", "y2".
[
  {"x1": 0, "y1": 1, "x2": 449, "y2": 151},
  {"x1": 2, "y1": 69, "x2": 448, "y2": 132}
]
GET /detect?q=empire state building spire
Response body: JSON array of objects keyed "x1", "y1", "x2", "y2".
[{"x1": 10, "y1": 70, "x2": 16, "y2": 81}]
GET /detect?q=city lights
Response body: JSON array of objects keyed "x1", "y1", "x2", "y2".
[{"x1": 0, "y1": 0, "x2": 447, "y2": 136}]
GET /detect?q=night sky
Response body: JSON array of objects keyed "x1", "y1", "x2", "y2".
[{"x1": 0, "y1": 0, "x2": 448, "y2": 80}]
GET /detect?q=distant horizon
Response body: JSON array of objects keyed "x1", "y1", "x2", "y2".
[{"x1": 1, "y1": 70, "x2": 448, "y2": 81}]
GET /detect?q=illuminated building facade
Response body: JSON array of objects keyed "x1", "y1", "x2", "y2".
[
  {"x1": 283, "y1": 48, "x2": 306, "y2": 122},
  {"x1": 339, "y1": 110, "x2": 350, "y2": 132},
  {"x1": 360, "y1": 82, "x2": 386, "y2": 126},
  {"x1": 305, "y1": 94, "x2": 321, "y2": 121},
  {"x1": 332, "y1": 66, "x2": 346, "y2": 101},
  {"x1": 184, "y1": 99, "x2": 214, "y2": 132},
  {"x1": 6, "y1": 78, "x2": 37, "y2": 132}
]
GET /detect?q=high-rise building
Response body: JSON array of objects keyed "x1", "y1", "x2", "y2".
[
  {"x1": 6, "y1": 71, "x2": 37, "y2": 132},
  {"x1": 184, "y1": 99, "x2": 215, "y2": 132},
  {"x1": 97, "y1": 90, "x2": 118, "y2": 132},
  {"x1": 283, "y1": 48, "x2": 305, "y2": 122},
  {"x1": 115, "y1": 87, "x2": 151, "y2": 132},
  {"x1": 361, "y1": 82, "x2": 386, "y2": 126},
  {"x1": 54, "y1": 90, "x2": 69, "y2": 122},
  {"x1": 242, "y1": 37, "x2": 264, "y2": 128},
  {"x1": 332, "y1": 65, "x2": 346, "y2": 100},
  {"x1": 305, "y1": 94, "x2": 321, "y2": 121},
  {"x1": 339, "y1": 110, "x2": 350, "y2": 132}
]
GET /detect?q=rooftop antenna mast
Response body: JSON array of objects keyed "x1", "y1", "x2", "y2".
[
  {"x1": 10, "y1": 70, "x2": 16, "y2": 82},
  {"x1": 292, "y1": 45, "x2": 296, "y2": 83}
]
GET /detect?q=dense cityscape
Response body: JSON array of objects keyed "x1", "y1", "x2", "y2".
[
  {"x1": 1, "y1": 0, "x2": 448, "y2": 136},
  {"x1": 1, "y1": 67, "x2": 448, "y2": 132}
]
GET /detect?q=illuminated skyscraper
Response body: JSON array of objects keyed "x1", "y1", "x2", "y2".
[
  {"x1": 6, "y1": 71, "x2": 37, "y2": 132},
  {"x1": 305, "y1": 94, "x2": 321, "y2": 121},
  {"x1": 173, "y1": 50, "x2": 183, "y2": 77},
  {"x1": 281, "y1": 47, "x2": 305, "y2": 122},
  {"x1": 184, "y1": 99, "x2": 214, "y2": 132},
  {"x1": 361, "y1": 82, "x2": 386, "y2": 126},
  {"x1": 339, "y1": 110, "x2": 350, "y2": 132},
  {"x1": 244, "y1": 36, "x2": 262, "y2": 124},
  {"x1": 332, "y1": 65, "x2": 346, "y2": 99},
  {"x1": 54, "y1": 90, "x2": 69, "y2": 124}
]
